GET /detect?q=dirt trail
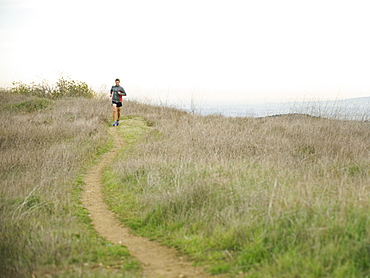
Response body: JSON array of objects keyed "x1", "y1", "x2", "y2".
[{"x1": 81, "y1": 127, "x2": 211, "y2": 278}]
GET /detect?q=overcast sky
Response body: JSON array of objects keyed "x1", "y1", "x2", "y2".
[{"x1": 1, "y1": 0, "x2": 370, "y2": 104}]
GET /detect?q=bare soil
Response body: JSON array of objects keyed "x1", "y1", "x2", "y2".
[{"x1": 81, "y1": 127, "x2": 212, "y2": 278}]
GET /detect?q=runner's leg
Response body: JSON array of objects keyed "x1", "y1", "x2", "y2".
[
  {"x1": 112, "y1": 103, "x2": 117, "y2": 122},
  {"x1": 117, "y1": 107, "x2": 121, "y2": 121}
]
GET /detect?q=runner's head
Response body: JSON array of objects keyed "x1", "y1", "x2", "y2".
[{"x1": 115, "y1": 78, "x2": 120, "y2": 85}]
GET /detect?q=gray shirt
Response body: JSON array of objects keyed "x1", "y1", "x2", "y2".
[{"x1": 110, "y1": 85, "x2": 126, "y2": 102}]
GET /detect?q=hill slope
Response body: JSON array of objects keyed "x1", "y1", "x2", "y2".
[{"x1": 105, "y1": 101, "x2": 370, "y2": 277}]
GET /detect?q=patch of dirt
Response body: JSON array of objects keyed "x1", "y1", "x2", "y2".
[{"x1": 81, "y1": 127, "x2": 212, "y2": 278}]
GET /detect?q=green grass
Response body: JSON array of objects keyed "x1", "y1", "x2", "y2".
[
  {"x1": 11, "y1": 98, "x2": 53, "y2": 112},
  {"x1": 103, "y1": 116, "x2": 151, "y2": 224},
  {"x1": 102, "y1": 103, "x2": 370, "y2": 277}
]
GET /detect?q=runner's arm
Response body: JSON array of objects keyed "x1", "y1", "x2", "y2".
[{"x1": 119, "y1": 87, "x2": 126, "y2": 96}]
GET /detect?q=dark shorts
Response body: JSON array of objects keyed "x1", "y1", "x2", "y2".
[{"x1": 112, "y1": 101, "x2": 122, "y2": 108}]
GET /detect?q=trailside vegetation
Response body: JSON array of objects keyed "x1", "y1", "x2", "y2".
[
  {"x1": 104, "y1": 101, "x2": 370, "y2": 277},
  {"x1": 0, "y1": 89, "x2": 141, "y2": 277},
  {"x1": 2, "y1": 78, "x2": 370, "y2": 277},
  {"x1": 8, "y1": 76, "x2": 96, "y2": 99}
]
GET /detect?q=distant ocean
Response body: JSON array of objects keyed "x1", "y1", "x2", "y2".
[{"x1": 180, "y1": 97, "x2": 370, "y2": 121}]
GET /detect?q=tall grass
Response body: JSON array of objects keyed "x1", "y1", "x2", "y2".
[
  {"x1": 0, "y1": 92, "x2": 140, "y2": 277},
  {"x1": 105, "y1": 101, "x2": 370, "y2": 277}
]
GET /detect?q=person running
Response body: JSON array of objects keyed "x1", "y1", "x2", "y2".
[{"x1": 110, "y1": 78, "x2": 126, "y2": 126}]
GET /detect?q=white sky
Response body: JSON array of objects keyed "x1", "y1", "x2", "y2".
[{"x1": 1, "y1": 0, "x2": 370, "y2": 104}]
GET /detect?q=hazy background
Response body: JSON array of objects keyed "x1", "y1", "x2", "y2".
[{"x1": 1, "y1": 0, "x2": 370, "y2": 106}]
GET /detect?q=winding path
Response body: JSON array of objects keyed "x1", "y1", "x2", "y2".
[{"x1": 81, "y1": 127, "x2": 211, "y2": 278}]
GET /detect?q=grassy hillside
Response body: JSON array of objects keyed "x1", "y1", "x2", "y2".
[
  {"x1": 0, "y1": 92, "x2": 141, "y2": 277},
  {"x1": 105, "y1": 102, "x2": 370, "y2": 277},
  {"x1": 2, "y1": 87, "x2": 370, "y2": 277}
]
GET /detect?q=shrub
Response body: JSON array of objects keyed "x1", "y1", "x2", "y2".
[
  {"x1": 53, "y1": 77, "x2": 95, "y2": 99},
  {"x1": 9, "y1": 77, "x2": 96, "y2": 99}
]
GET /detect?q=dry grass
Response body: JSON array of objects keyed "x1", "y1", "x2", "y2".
[
  {"x1": 1, "y1": 94, "x2": 108, "y2": 201},
  {"x1": 2, "y1": 88, "x2": 370, "y2": 277},
  {"x1": 106, "y1": 101, "x2": 370, "y2": 277},
  {"x1": 0, "y1": 92, "x2": 140, "y2": 277}
]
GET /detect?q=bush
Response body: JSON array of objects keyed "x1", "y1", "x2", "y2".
[
  {"x1": 9, "y1": 77, "x2": 96, "y2": 99},
  {"x1": 53, "y1": 77, "x2": 95, "y2": 99},
  {"x1": 12, "y1": 98, "x2": 53, "y2": 112}
]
